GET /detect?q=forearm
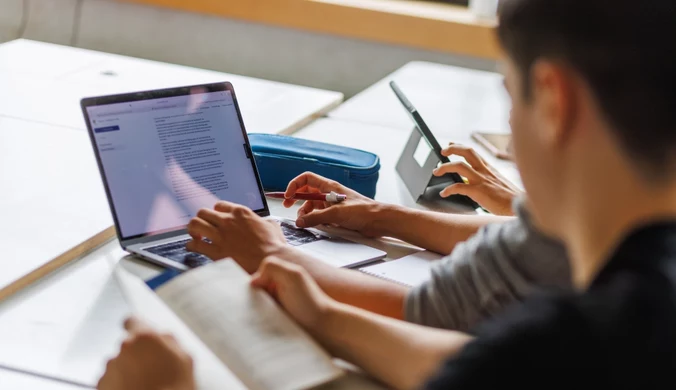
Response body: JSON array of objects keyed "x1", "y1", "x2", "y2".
[
  {"x1": 278, "y1": 247, "x2": 409, "y2": 319},
  {"x1": 314, "y1": 302, "x2": 472, "y2": 390},
  {"x1": 373, "y1": 204, "x2": 514, "y2": 255}
]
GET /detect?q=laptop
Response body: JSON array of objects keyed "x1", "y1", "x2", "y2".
[{"x1": 81, "y1": 82, "x2": 386, "y2": 271}]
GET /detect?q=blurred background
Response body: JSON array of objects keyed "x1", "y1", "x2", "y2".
[{"x1": 0, "y1": 0, "x2": 499, "y2": 97}]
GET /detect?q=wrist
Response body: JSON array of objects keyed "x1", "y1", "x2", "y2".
[
  {"x1": 312, "y1": 300, "x2": 349, "y2": 345},
  {"x1": 264, "y1": 244, "x2": 301, "y2": 265},
  {"x1": 369, "y1": 203, "x2": 409, "y2": 238}
]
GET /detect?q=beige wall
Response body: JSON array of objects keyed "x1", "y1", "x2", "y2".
[{"x1": 0, "y1": 0, "x2": 497, "y2": 97}]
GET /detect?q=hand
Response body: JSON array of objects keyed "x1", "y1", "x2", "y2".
[
  {"x1": 251, "y1": 257, "x2": 335, "y2": 333},
  {"x1": 433, "y1": 143, "x2": 522, "y2": 216},
  {"x1": 97, "y1": 318, "x2": 195, "y2": 390},
  {"x1": 186, "y1": 201, "x2": 289, "y2": 273},
  {"x1": 282, "y1": 172, "x2": 386, "y2": 237}
]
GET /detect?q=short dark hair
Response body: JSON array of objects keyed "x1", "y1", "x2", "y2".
[{"x1": 497, "y1": 0, "x2": 676, "y2": 178}]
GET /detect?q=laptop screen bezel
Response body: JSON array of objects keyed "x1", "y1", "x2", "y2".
[{"x1": 81, "y1": 82, "x2": 271, "y2": 246}]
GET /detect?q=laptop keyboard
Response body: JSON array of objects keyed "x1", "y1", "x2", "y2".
[
  {"x1": 144, "y1": 239, "x2": 212, "y2": 269},
  {"x1": 143, "y1": 221, "x2": 323, "y2": 268},
  {"x1": 278, "y1": 220, "x2": 325, "y2": 246}
]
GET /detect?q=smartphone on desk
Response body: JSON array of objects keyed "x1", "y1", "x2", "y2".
[{"x1": 472, "y1": 132, "x2": 513, "y2": 161}]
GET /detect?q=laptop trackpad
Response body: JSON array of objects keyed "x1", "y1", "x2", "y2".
[{"x1": 300, "y1": 239, "x2": 381, "y2": 268}]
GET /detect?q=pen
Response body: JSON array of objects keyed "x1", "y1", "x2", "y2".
[{"x1": 265, "y1": 191, "x2": 347, "y2": 203}]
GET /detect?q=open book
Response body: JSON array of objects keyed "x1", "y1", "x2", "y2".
[{"x1": 114, "y1": 261, "x2": 344, "y2": 390}]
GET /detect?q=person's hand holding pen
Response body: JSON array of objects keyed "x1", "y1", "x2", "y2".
[
  {"x1": 266, "y1": 191, "x2": 347, "y2": 203},
  {"x1": 281, "y1": 172, "x2": 388, "y2": 237}
]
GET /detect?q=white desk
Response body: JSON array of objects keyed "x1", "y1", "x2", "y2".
[
  {"x1": 329, "y1": 61, "x2": 521, "y2": 188},
  {"x1": 330, "y1": 61, "x2": 509, "y2": 132},
  {"x1": 0, "y1": 118, "x2": 112, "y2": 293},
  {"x1": 0, "y1": 369, "x2": 88, "y2": 390},
  {"x1": 0, "y1": 39, "x2": 343, "y2": 135},
  {"x1": 0, "y1": 241, "x2": 131, "y2": 389}
]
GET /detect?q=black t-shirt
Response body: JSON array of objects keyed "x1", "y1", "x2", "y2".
[{"x1": 424, "y1": 222, "x2": 676, "y2": 389}]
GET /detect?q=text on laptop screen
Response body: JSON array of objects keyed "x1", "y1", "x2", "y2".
[{"x1": 86, "y1": 90, "x2": 265, "y2": 239}]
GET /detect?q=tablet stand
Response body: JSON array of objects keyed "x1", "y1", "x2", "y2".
[{"x1": 396, "y1": 128, "x2": 478, "y2": 213}]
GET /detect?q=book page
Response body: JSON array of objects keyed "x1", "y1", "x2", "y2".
[
  {"x1": 156, "y1": 260, "x2": 343, "y2": 390},
  {"x1": 114, "y1": 266, "x2": 247, "y2": 390},
  {"x1": 359, "y1": 250, "x2": 441, "y2": 287}
]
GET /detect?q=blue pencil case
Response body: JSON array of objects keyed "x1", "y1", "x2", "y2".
[{"x1": 248, "y1": 133, "x2": 381, "y2": 198}]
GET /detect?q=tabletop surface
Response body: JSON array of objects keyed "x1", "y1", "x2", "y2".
[
  {"x1": 329, "y1": 61, "x2": 509, "y2": 133},
  {"x1": 0, "y1": 39, "x2": 343, "y2": 135},
  {"x1": 0, "y1": 118, "x2": 113, "y2": 292}
]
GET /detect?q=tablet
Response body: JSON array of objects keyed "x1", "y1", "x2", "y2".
[{"x1": 389, "y1": 81, "x2": 480, "y2": 209}]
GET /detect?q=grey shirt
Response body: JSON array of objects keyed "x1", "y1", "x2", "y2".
[{"x1": 404, "y1": 197, "x2": 571, "y2": 332}]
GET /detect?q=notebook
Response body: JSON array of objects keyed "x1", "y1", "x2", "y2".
[
  {"x1": 115, "y1": 260, "x2": 343, "y2": 390},
  {"x1": 359, "y1": 251, "x2": 442, "y2": 287}
]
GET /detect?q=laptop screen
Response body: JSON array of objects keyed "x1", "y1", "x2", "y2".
[{"x1": 85, "y1": 87, "x2": 266, "y2": 240}]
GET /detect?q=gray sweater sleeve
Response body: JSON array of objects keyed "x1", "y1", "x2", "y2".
[{"x1": 404, "y1": 197, "x2": 570, "y2": 332}]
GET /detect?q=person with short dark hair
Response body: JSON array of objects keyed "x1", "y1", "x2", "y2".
[{"x1": 245, "y1": 0, "x2": 676, "y2": 387}]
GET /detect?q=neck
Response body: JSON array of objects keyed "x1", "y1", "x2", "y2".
[{"x1": 566, "y1": 179, "x2": 676, "y2": 289}]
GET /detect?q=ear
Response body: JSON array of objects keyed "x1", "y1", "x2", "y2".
[{"x1": 530, "y1": 60, "x2": 577, "y2": 150}]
